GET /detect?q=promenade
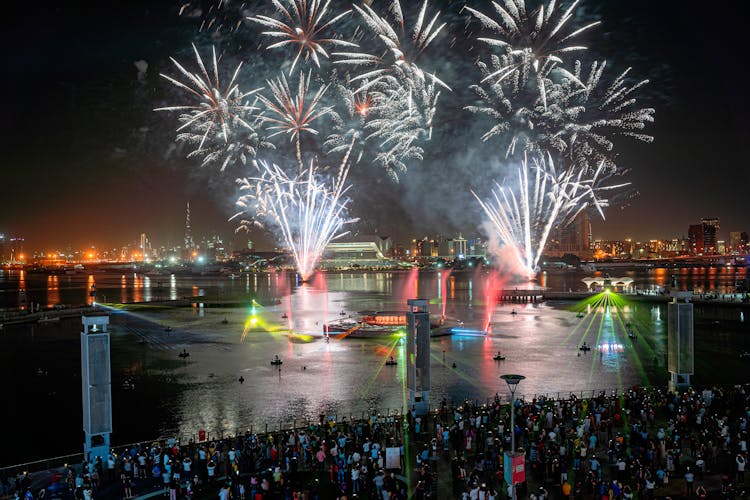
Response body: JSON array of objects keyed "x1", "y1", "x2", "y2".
[{"x1": 2, "y1": 383, "x2": 749, "y2": 499}]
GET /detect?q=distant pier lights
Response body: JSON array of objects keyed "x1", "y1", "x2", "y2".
[
  {"x1": 81, "y1": 314, "x2": 112, "y2": 462},
  {"x1": 668, "y1": 291, "x2": 694, "y2": 391},
  {"x1": 406, "y1": 299, "x2": 431, "y2": 416}
]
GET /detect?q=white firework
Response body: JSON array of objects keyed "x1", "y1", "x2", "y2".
[
  {"x1": 257, "y1": 70, "x2": 333, "y2": 170},
  {"x1": 365, "y1": 75, "x2": 440, "y2": 180},
  {"x1": 155, "y1": 44, "x2": 263, "y2": 167},
  {"x1": 467, "y1": 57, "x2": 655, "y2": 174},
  {"x1": 234, "y1": 144, "x2": 358, "y2": 282},
  {"x1": 464, "y1": 0, "x2": 599, "y2": 106},
  {"x1": 473, "y1": 153, "x2": 627, "y2": 277},
  {"x1": 334, "y1": 0, "x2": 450, "y2": 92},
  {"x1": 248, "y1": 0, "x2": 357, "y2": 73}
]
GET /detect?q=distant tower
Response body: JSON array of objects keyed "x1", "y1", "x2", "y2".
[{"x1": 184, "y1": 202, "x2": 194, "y2": 258}]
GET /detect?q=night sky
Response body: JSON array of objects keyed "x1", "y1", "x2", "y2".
[{"x1": 1, "y1": 0, "x2": 748, "y2": 251}]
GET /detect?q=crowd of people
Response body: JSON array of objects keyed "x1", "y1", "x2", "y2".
[
  {"x1": 2, "y1": 384, "x2": 749, "y2": 499},
  {"x1": 432, "y1": 384, "x2": 749, "y2": 498}
]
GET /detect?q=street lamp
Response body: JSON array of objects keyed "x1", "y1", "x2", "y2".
[{"x1": 501, "y1": 374, "x2": 525, "y2": 500}]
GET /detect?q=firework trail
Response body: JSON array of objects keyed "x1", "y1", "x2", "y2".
[
  {"x1": 178, "y1": 0, "x2": 247, "y2": 39},
  {"x1": 472, "y1": 153, "x2": 628, "y2": 277},
  {"x1": 248, "y1": 0, "x2": 357, "y2": 73},
  {"x1": 464, "y1": 0, "x2": 599, "y2": 106},
  {"x1": 155, "y1": 44, "x2": 265, "y2": 170},
  {"x1": 334, "y1": 0, "x2": 450, "y2": 92},
  {"x1": 257, "y1": 70, "x2": 333, "y2": 171},
  {"x1": 234, "y1": 144, "x2": 358, "y2": 282}
]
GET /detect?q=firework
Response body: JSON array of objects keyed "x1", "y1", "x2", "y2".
[
  {"x1": 155, "y1": 44, "x2": 264, "y2": 169},
  {"x1": 365, "y1": 74, "x2": 440, "y2": 180},
  {"x1": 257, "y1": 70, "x2": 333, "y2": 170},
  {"x1": 234, "y1": 145, "x2": 358, "y2": 282},
  {"x1": 467, "y1": 57, "x2": 655, "y2": 173},
  {"x1": 464, "y1": 0, "x2": 599, "y2": 102},
  {"x1": 324, "y1": 83, "x2": 372, "y2": 164},
  {"x1": 334, "y1": 0, "x2": 450, "y2": 92},
  {"x1": 248, "y1": 0, "x2": 357, "y2": 73},
  {"x1": 473, "y1": 153, "x2": 627, "y2": 277}
]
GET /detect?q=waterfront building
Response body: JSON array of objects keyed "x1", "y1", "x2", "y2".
[
  {"x1": 688, "y1": 224, "x2": 704, "y2": 255},
  {"x1": 321, "y1": 240, "x2": 400, "y2": 269},
  {"x1": 547, "y1": 212, "x2": 593, "y2": 259},
  {"x1": 701, "y1": 217, "x2": 720, "y2": 254}
]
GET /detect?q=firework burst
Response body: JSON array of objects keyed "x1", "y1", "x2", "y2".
[
  {"x1": 335, "y1": 0, "x2": 450, "y2": 92},
  {"x1": 465, "y1": 0, "x2": 599, "y2": 105},
  {"x1": 257, "y1": 70, "x2": 333, "y2": 170},
  {"x1": 155, "y1": 44, "x2": 263, "y2": 168},
  {"x1": 234, "y1": 144, "x2": 358, "y2": 282},
  {"x1": 467, "y1": 58, "x2": 654, "y2": 173},
  {"x1": 249, "y1": 0, "x2": 357, "y2": 73},
  {"x1": 365, "y1": 74, "x2": 440, "y2": 180},
  {"x1": 473, "y1": 153, "x2": 627, "y2": 277}
]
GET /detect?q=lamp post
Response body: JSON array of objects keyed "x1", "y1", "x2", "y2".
[{"x1": 501, "y1": 374, "x2": 525, "y2": 500}]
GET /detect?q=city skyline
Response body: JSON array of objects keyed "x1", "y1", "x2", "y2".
[{"x1": 1, "y1": 1, "x2": 749, "y2": 251}]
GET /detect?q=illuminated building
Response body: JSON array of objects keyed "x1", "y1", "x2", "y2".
[
  {"x1": 701, "y1": 217, "x2": 720, "y2": 254},
  {"x1": 688, "y1": 224, "x2": 703, "y2": 255}
]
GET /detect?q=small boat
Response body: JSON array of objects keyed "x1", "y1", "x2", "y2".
[
  {"x1": 281, "y1": 313, "x2": 288, "y2": 319},
  {"x1": 628, "y1": 332, "x2": 637, "y2": 340},
  {"x1": 178, "y1": 349, "x2": 190, "y2": 359},
  {"x1": 493, "y1": 352, "x2": 506, "y2": 361},
  {"x1": 339, "y1": 310, "x2": 347, "y2": 316},
  {"x1": 164, "y1": 326, "x2": 173, "y2": 332},
  {"x1": 576, "y1": 313, "x2": 584, "y2": 318},
  {"x1": 385, "y1": 357, "x2": 397, "y2": 366},
  {"x1": 579, "y1": 344, "x2": 591, "y2": 352},
  {"x1": 122, "y1": 380, "x2": 135, "y2": 390},
  {"x1": 221, "y1": 318, "x2": 229, "y2": 324},
  {"x1": 510, "y1": 310, "x2": 518, "y2": 315},
  {"x1": 270, "y1": 355, "x2": 283, "y2": 366}
]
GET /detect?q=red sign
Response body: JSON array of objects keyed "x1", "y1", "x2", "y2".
[{"x1": 503, "y1": 452, "x2": 525, "y2": 484}]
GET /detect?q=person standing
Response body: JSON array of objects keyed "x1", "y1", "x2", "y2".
[{"x1": 737, "y1": 453, "x2": 746, "y2": 484}]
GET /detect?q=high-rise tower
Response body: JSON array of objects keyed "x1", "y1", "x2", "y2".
[{"x1": 184, "y1": 202, "x2": 194, "y2": 254}]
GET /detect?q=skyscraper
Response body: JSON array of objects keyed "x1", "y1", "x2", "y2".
[
  {"x1": 701, "y1": 217, "x2": 720, "y2": 254},
  {"x1": 688, "y1": 224, "x2": 703, "y2": 255},
  {"x1": 184, "y1": 202, "x2": 194, "y2": 260}
]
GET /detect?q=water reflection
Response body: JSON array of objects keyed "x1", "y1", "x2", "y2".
[{"x1": 46, "y1": 275, "x2": 59, "y2": 308}]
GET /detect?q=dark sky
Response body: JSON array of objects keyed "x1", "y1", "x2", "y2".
[{"x1": 1, "y1": 0, "x2": 748, "y2": 251}]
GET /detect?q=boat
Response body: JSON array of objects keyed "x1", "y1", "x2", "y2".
[
  {"x1": 270, "y1": 355, "x2": 283, "y2": 366},
  {"x1": 576, "y1": 313, "x2": 584, "y2": 318},
  {"x1": 627, "y1": 331, "x2": 637, "y2": 340},
  {"x1": 385, "y1": 357, "x2": 397, "y2": 366},
  {"x1": 324, "y1": 311, "x2": 466, "y2": 339},
  {"x1": 164, "y1": 326, "x2": 173, "y2": 332},
  {"x1": 510, "y1": 310, "x2": 518, "y2": 315},
  {"x1": 38, "y1": 316, "x2": 60, "y2": 324},
  {"x1": 493, "y1": 351, "x2": 506, "y2": 361},
  {"x1": 579, "y1": 344, "x2": 592, "y2": 352},
  {"x1": 281, "y1": 313, "x2": 288, "y2": 319},
  {"x1": 178, "y1": 349, "x2": 190, "y2": 359}
]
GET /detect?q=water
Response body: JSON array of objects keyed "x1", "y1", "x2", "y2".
[{"x1": 1, "y1": 267, "x2": 748, "y2": 466}]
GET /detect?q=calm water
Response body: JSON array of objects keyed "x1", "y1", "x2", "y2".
[{"x1": 1, "y1": 267, "x2": 749, "y2": 466}]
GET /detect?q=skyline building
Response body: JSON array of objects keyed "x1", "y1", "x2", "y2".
[{"x1": 701, "y1": 217, "x2": 720, "y2": 254}]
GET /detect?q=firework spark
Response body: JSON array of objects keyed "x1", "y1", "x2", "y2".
[
  {"x1": 335, "y1": 0, "x2": 450, "y2": 92},
  {"x1": 465, "y1": 0, "x2": 599, "y2": 103},
  {"x1": 473, "y1": 153, "x2": 627, "y2": 277},
  {"x1": 155, "y1": 44, "x2": 263, "y2": 168},
  {"x1": 365, "y1": 75, "x2": 440, "y2": 180},
  {"x1": 257, "y1": 70, "x2": 333, "y2": 170},
  {"x1": 467, "y1": 57, "x2": 654, "y2": 173},
  {"x1": 234, "y1": 144, "x2": 358, "y2": 282},
  {"x1": 249, "y1": 0, "x2": 357, "y2": 73}
]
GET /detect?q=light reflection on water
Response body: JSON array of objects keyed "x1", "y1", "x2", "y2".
[{"x1": 1, "y1": 269, "x2": 748, "y2": 445}]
